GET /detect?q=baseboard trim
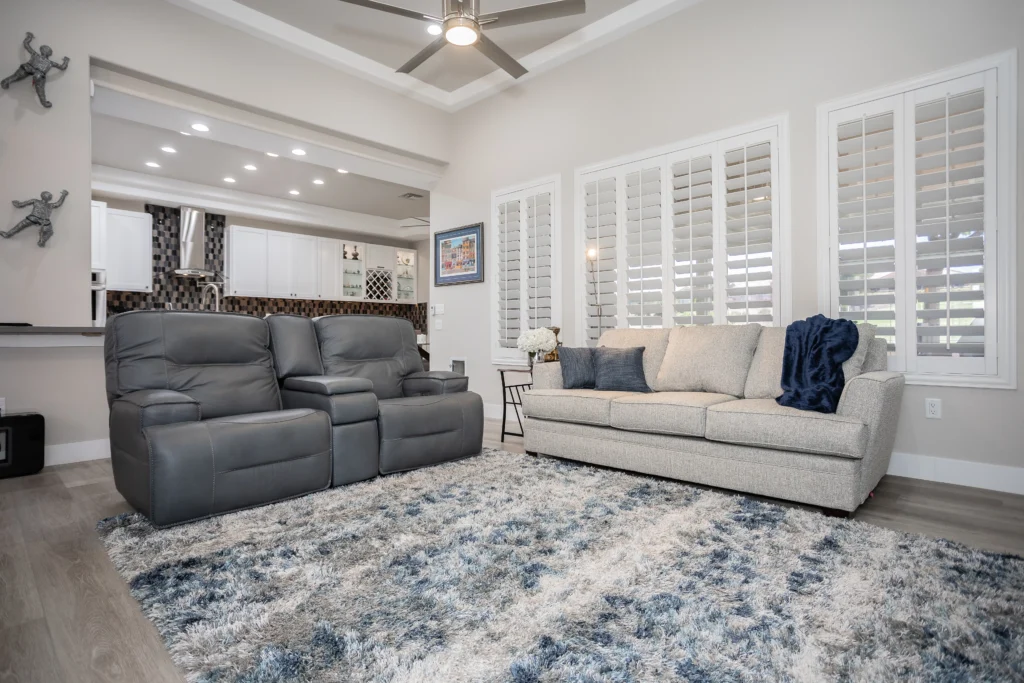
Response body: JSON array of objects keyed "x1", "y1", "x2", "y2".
[
  {"x1": 887, "y1": 451, "x2": 1024, "y2": 496},
  {"x1": 484, "y1": 402, "x2": 505, "y2": 420},
  {"x1": 45, "y1": 438, "x2": 110, "y2": 467}
]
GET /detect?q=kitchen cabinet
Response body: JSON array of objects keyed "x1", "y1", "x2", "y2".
[
  {"x1": 267, "y1": 230, "x2": 318, "y2": 299},
  {"x1": 223, "y1": 226, "x2": 412, "y2": 304},
  {"x1": 90, "y1": 200, "x2": 107, "y2": 271},
  {"x1": 317, "y1": 237, "x2": 342, "y2": 300},
  {"x1": 105, "y1": 209, "x2": 152, "y2": 293},
  {"x1": 226, "y1": 225, "x2": 269, "y2": 297}
]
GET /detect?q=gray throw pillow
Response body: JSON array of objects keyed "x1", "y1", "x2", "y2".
[
  {"x1": 594, "y1": 347, "x2": 650, "y2": 392},
  {"x1": 559, "y1": 347, "x2": 596, "y2": 389}
]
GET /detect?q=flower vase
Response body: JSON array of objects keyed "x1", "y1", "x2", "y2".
[{"x1": 528, "y1": 352, "x2": 536, "y2": 370}]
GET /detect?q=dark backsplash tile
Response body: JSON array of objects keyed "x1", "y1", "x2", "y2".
[{"x1": 106, "y1": 204, "x2": 427, "y2": 333}]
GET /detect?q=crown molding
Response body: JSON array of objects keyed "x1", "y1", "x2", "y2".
[
  {"x1": 165, "y1": 0, "x2": 706, "y2": 113},
  {"x1": 92, "y1": 166, "x2": 428, "y2": 241}
]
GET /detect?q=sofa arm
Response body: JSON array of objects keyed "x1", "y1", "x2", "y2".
[
  {"x1": 837, "y1": 371, "x2": 905, "y2": 501},
  {"x1": 109, "y1": 390, "x2": 202, "y2": 477},
  {"x1": 403, "y1": 371, "x2": 469, "y2": 396},
  {"x1": 283, "y1": 375, "x2": 373, "y2": 395},
  {"x1": 530, "y1": 362, "x2": 563, "y2": 391}
]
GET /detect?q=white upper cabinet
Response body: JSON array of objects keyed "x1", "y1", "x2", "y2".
[
  {"x1": 267, "y1": 231, "x2": 293, "y2": 298},
  {"x1": 223, "y1": 226, "x2": 407, "y2": 303},
  {"x1": 290, "y1": 234, "x2": 318, "y2": 299},
  {"x1": 226, "y1": 225, "x2": 268, "y2": 297},
  {"x1": 366, "y1": 244, "x2": 395, "y2": 270},
  {"x1": 317, "y1": 238, "x2": 342, "y2": 300},
  {"x1": 90, "y1": 200, "x2": 107, "y2": 271},
  {"x1": 105, "y1": 209, "x2": 153, "y2": 292}
]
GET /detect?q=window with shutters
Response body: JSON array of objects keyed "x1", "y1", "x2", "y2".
[
  {"x1": 577, "y1": 118, "x2": 789, "y2": 345},
  {"x1": 492, "y1": 176, "x2": 561, "y2": 364},
  {"x1": 818, "y1": 52, "x2": 1016, "y2": 388}
]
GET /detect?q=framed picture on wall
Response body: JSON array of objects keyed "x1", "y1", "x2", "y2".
[{"x1": 434, "y1": 222, "x2": 484, "y2": 286}]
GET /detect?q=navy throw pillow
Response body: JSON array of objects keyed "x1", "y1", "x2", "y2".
[
  {"x1": 559, "y1": 347, "x2": 596, "y2": 389},
  {"x1": 594, "y1": 346, "x2": 650, "y2": 392}
]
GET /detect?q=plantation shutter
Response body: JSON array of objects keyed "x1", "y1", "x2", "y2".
[
  {"x1": 584, "y1": 176, "x2": 619, "y2": 345},
  {"x1": 833, "y1": 108, "x2": 899, "y2": 353},
  {"x1": 496, "y1": 199, "x2": 521, "y2": 348},
  {"x1": 670, "y1": 154, "x2": 715, "y2": 325},
  {"x1": 723, "y1": 139, "x2": 776, "y2": 324},
  {"x1": 526, "y1": 191, "x2": 553, "y2": 328},
  {"x1": 909, "y1": 74, "x2": 993, "y2": 373},
  {"x1": 625, "y1": 166, "x2": 663, "y2": 328}
]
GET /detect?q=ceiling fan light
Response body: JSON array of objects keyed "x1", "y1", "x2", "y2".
[{"x1": 444, "y1": 17, "x2": 479, "y2": 46}]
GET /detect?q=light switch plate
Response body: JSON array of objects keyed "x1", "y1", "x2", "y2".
[
  {"x1": 435, "y1": 303, "x2": 445, "y2": 315},
  {"x1": 434, "y1": 318, "x2": 442, "y2": 330}
]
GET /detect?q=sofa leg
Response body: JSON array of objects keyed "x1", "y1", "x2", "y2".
[{"x1": 821, "y1": 507, "x2": 852, "y2": 519}]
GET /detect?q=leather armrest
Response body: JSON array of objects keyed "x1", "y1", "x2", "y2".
[
  {"x1": 114, "y1": 389, "x2": 199, "y2": 411},
  {"x1": 283, "y1": 376, "x2": 374, "y2": 396},
  {"x1": 109, "y1": 390, "x2": 202, "y2": 464},
  {"x1": 403, "y1": 371, "x2": 469, "y2": 396}
]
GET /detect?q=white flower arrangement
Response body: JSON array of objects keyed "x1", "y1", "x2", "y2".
[{"x1": 517, "y1": 327, "x2": 557, "y2": 355}]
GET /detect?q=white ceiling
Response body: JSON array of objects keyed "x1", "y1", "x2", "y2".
[
  {"x1": 235, "y1": 0, "x2": 637, "y2": 92},
  {"x1": 91, "y1": 111, "x2": 430, "y2": 221}
]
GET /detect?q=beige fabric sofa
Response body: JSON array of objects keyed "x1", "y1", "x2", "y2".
[{"x1": 523, "y1": 326, "x2": 905, "y2": 514}]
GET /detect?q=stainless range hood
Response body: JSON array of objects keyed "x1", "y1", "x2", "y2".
[{"x1": 174, "y1": 206, "x2": 215, "y2": 278}]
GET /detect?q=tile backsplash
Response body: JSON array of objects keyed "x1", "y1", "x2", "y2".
[{"x1": 106, "y1": 204, "x2": 427, "y2": 332}]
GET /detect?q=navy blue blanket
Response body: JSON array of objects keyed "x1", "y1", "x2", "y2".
[{"x1": 777, "y1": 314, "x2": 859, "y2": 414}]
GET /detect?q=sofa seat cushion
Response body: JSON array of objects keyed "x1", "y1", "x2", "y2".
[
  {"x1": 523, "y1": 389, "x2": 638, "y2": 426},
  {"x1": 610, "y1": 392, "x2": 738, "y2": 437},
  {"x1": 377, "y1": 392, "x2": 484, "y2": 473},
  {"x1": 704, "y1": 399, "x2": 868, "y2": 459}
]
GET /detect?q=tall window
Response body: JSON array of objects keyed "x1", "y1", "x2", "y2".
[
  {"x1": 819, "y1": 53, "x2": 1015, "y2": 388},
  {"x1": 492, "y1": 177, "x2": 561, "y2": 364},
  {"x1": 577, "y1": 120, "x2": 788, "y2": 346}
]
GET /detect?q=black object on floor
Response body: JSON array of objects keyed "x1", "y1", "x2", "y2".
[{"x1": 0, "y1": 413, "x2": 45, "y2": 479}]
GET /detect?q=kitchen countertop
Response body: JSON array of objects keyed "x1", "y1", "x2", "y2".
[{"x1": 0, "y1": 326, "x2": 104, "y2": 335}]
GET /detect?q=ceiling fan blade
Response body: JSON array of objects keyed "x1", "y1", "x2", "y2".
[
  {"x1": 397, "y1": 36, "x2": 447, "y2": 74},
  {"x1": 336, "y1": 0, "x2": 441, "y2": 22},
  {"x1": 475, "y1": 34, "x2": 528, "y2": 79},
  {"x1": 478, "y1": 0, "x2": 585, "y2": 28}
]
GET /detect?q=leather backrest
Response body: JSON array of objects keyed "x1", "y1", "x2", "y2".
[
  {"x1": 105, "y1": 311, "x2": 281, "y2": 418},
  {"x1": 313, "y1": 315, "x2": 423, "y2": 399},
  {"x1": 267, "y1": 314, "x2": 324, "y2": 379}
]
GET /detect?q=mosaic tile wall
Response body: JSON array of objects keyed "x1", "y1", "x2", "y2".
[{"x1": 107, "y1": 204, "x2": 427, "y2": 333}]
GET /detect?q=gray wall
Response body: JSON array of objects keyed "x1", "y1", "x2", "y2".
[{"x1": 428, "y1": 0, "x2": 1024, "y2": 470}]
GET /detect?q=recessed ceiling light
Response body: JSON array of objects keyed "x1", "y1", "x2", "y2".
[
  {"x1": 145, "y1": 161, "x2": 160, "y2": 168},
  {"x1": 244, "y1": 164, "x2": 257, "y2": 171},
  {"x1": 265, "y1": 152, "x2": 279, "y2": 157},
  {"x1": 291, "y1": 148, "x2": 306, "y2": 156},
  {"x1": 313, "y1": 179, "x2": 324, "y2": 185},
  {"x1": 191, "y1": 123, "x2": 209, "y2": 132},
  {"x1": 337, "y1": 168, "x2": 349, "y2": 174},
  {"x1": 289, "y1": 190, "x2": 300, "y2": 196},
  {"x1": 224, "y1": 177, "x2": 236, "y2": 183},
  {"x1": 161, "y1": 146, "x2": 176, "y2": 154},
  {"x1": 427, "y1": 23, "x2": 442, "y2": 36},
  {"x1": 180, "y1": 131, "x2": 191, "y2": 136}
]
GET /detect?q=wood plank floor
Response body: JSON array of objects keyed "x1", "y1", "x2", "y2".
[{"x1": 1, "y1": 418, "x2": 1021, "y2": 682}]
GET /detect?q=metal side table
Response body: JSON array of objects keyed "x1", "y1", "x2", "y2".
[{"x1": 497, "y1": 367, "x2": 533, "y2": 442}]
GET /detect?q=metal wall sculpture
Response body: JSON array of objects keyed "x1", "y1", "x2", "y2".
[
  {"x1": 3, "y1": 190, "x2": 68, "y2": 247},
  {"x1": 1, "y1": 32, "x2": 70, "y2": 108}
]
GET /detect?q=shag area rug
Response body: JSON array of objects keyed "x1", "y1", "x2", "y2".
[{"x1": 98, "y1": 449, "x2": 1024, "y2": 682}]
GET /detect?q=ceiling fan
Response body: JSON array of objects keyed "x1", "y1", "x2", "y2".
[{"x1": 337, "y1": 0, "x2": 587, "y2": 79}]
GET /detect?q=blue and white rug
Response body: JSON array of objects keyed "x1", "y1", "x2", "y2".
[{"x1": 98, "y1": 449, "x2": 1024, "y2": 682}]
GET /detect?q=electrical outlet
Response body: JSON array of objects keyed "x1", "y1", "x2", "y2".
[
  {"x1": 925, "y1": 398, "x2": 942, "y2": 419},
  {"x1": 434, "y1": 318, "x2": 442, "y2": 331}
]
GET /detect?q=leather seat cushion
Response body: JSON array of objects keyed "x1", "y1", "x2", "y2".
[{"x1": 376, "y1": 392, "x2": 484, "y2": 474}]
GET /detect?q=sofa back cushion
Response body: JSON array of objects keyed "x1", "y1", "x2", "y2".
[
  {"x1": 104, "y1": 311, "x2": 281, "y2": 419},
  {"x1": 655, "y1": 324, "x2": 762, "y2": 396},
  {"x1": 314, "y1": 315, "x2": 424, "y2": 399},
  {"x1": 597, "y1": 328, "x2": 670, "y2": 389},
  {"x1": 267, "y1": 314, "x2": 323, "y2": 379},
  {"x1": 842, "y1": 323, "x2": 877, "y2": 381},
  {"x1": 743, "y1": 326, "x2": 786, "y2": 399},
  {"x1": 862, "y1": 337, "x2": 889, "y2": 372}
]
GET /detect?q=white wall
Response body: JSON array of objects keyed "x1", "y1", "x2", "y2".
[{"x1": 430, "y1": 0, "x2": 1024, "y2": 471}]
